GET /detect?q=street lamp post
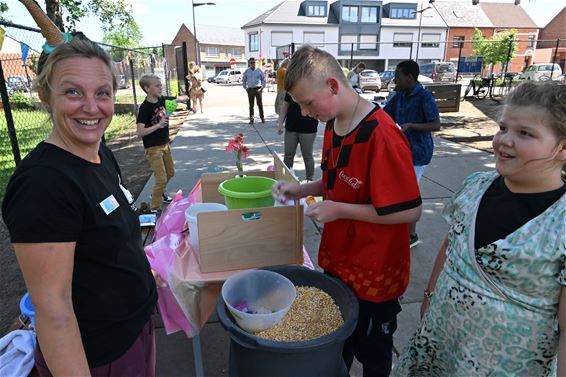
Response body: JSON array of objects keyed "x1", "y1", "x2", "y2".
[
  {"x1": 415, "y1": 4, "x2": 432, "y2": 62},
  {"x1": 191, "y1": 1, "x2": 215, "y2": 67}
]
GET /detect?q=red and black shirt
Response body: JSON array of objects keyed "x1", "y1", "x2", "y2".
[{"x1": 319, "y1": 106, "x2": 421, "y2": 303}]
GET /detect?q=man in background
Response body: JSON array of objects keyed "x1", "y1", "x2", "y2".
[{"x1": 242, "y1": 57, "x2": 266, "y2": 124}]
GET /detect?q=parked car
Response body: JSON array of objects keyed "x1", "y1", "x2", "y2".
[
  {"x1": 215, "y1": 69, "x2": 243, "y2": 84},
  {"x1": 387, "y1": 74, "x2": 433, "y2": 92},
  {"x1": 358, "y1": 69, "x2": 382, "y2": 92},
  {"x1": 207, "y1": 74, "x2": 219, "y2": 83},
  {"x1": 379, "y1": 70, "x2": 395, "y2": 90},
  {"x1": 419, "y1": 62, "x2": 456, "y2": 82},
  {"x1": 519, "y1": 63, "x2": 563, "y2": 81},
  {"x1": 4, "y1": 83, "x2": 14, "y2": 96},
  {"x1": 6, "y1": 76, "x2": 30, "y2": 92},
  {"x1": 117, "y1": 74, "x2": 129, "y2": 89}
]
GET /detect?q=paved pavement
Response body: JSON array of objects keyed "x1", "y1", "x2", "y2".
[{"x1": 136, "y1": 84, "x2": 495, "y2": 376}]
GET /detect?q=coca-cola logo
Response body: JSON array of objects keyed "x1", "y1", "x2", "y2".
[{"x1": 338, "y1": 171, "x2": 363, "y2": 189}]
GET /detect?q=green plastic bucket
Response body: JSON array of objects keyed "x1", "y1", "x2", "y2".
[{"x1": 218, "y1": 176, "x2": 277, "y2": 209}]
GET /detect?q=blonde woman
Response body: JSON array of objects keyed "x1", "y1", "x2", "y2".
[{"x1": 187, "y1": 65, "x2": 205, "y2": 114}]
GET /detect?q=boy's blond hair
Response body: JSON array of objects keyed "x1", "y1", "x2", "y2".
[
  {"x1": 139, "y1": 74, "x2": 161, "y2": 93},
  {"x1": 284, "y1": 45, "x2": 349, "y2": 92}
]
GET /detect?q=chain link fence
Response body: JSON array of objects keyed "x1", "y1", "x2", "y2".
[{"x1": 0, "y1": 21, "x2": 188, "y2": 199}]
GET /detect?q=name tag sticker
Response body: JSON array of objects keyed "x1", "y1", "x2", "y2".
[{"x1": 100, "y1": 195, "x2": 120, "y2": 215}]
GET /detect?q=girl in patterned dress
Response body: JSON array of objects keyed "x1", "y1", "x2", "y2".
[{"x1": 392, "y1": 80, "x2": 566, "y2": 376}]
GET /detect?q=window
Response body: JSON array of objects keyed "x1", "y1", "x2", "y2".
[
  {"x1": 205, "y1": 47, "x2": 218, "y2": 57},
  {"x1": 452, "y1": 36, "x2": 464, "y2": 48},
  {"x1": 249, "y1": 32, "x2": 259, "y2": 52},
  {"x1": 340, "y1": 35, "x2": 358, "y2": 51},
  {"x1": 421, "y1": 33, "x2": 440, "y2": 48},
  {"x1": 359, "y1": 34, "x2": 377, "y2": 50},
  {"x1": 308, "y1": 5, "x2": 325, "y2": 16},
  {"x1": 390, "y1": 7, "x2": 416, "y2": 19},
  {"x1": 304, "y1": 32, "x2": 325, "y2": 47},
  {"x1": 232, "y1": 48, "x2": 243, "y2": 57},
  {"x1": 361, "y1": 7, "x2": 378, "y2": 22},
  {"x1": 393, "y1": 33, "x2": 413, "y2": 47},
  {"x1": 342, "y1": 6, "x2": 358, "y2": 22},
  {"x1": 271, "y1": 32, "x2": 293, "y2": 47},
  {"x1": 528, "y1": 34, "x2": 535, "y2": 48}
]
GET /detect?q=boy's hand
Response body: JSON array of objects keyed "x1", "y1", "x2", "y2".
[
  {"x1": 272, "y1": 180, "x2": 301, "y2": 203},
  {"x1": 160, "y1": 115, "x2": 169, "y2": 128},
  {"x1": 277, "y1": 126, "x2": 284, "y2": 135},
  {"x1": 305, "y1": 200, "x2": 341, "y2": 223}
]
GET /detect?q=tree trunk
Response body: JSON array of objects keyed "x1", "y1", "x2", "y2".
[{"x1": 45, "y1": 0, "x2": 64, "y2": 31}]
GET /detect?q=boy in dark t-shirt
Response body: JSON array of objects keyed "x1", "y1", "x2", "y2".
[
  {"x1": 273, "y1": 46, "x2": 422, "y2": 377},
  {"x1": 136, "y1": 74, "x2": 188, "y2": 211}
]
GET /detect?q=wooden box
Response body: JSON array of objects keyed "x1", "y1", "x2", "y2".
[{"x1": 196, "y1": 153, "x2": 304, "y2": 273}]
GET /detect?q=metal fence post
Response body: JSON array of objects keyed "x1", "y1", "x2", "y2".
[
  {"x1": 162, "y1": 43, "x2": 170, "y2": 96},
  {"x1": 182, "y1": 42, "x2": 189, "y2": 96},
  {"x1": 550, "y1": 38, "x2": 559, "y2": 79},
  {"x1": 0, "y1": 60, "x2": 21, "y2": 165},
  {"x1": 456, "y1": 43, "x2": 463, "y2": 82},
  {"x1": 350, "y1": 43, "x2": 354, "y2": 69},
  {"x1": 129, "y1": 57, "x2": 138, "y2": 111},
  {"x1": 503, "y1": 39, "x2": 513, "y2": 79}
]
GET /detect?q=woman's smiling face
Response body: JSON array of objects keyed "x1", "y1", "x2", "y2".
[{"x1": 44, "y1": 57, "x2": 114, "y2": 152}]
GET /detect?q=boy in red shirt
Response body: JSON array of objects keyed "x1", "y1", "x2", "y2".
[{"x1": 273, "y1": 45, "x2": 422, "y2": 376}]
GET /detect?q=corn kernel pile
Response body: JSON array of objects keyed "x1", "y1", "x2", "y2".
[{"x1": 254, "y1": 286, "x2": 344, "y2": 342}]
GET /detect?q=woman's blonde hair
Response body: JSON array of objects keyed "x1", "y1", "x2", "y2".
[
  {"x1": 284, "y1": 45, "x2": 349, "y2": 92},
  {"x1": 33, "y1": 34, "x2": 117, "y2": 102}
]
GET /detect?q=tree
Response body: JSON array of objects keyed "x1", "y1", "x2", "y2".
[
  {"x1": 44, "y1": 0, "x2": 136, "y2": 33},
  {"x1": 472, "y1": 28, "x2": 518, "y2": 74},
  {"x1": 102, "y1": 21, "x2": 142, "y2": 61},
  {"x1": 0, "y1": 1, "x2": 9, "y2": 22}
]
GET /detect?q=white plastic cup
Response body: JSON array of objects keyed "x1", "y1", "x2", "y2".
[
  {"x1": 185, "y1": 203, "x2": 228, "y2": 252},
  {"x1": 222, "y1": 270, "x2": 297, "y2": 333}
]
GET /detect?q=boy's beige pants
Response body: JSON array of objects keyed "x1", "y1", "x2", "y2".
[{"x1": 145, "y1": 144, "x2": 175, "y2": 210}]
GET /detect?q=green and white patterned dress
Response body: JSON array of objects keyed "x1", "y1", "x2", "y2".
[{"x1": 392, "y1": 171, "x2": 566, "y2": 376}]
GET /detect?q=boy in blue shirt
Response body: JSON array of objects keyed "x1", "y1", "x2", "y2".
[{"x1": 384, "y1": 60, "x2": 440, "y2": 247}]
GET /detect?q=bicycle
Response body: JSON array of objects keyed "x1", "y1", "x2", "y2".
[
  {"x1": 462, "y1": 75, "x2": 491, "y2": 100},
  {"x1": 489, "y1": 73, "x2": 517, "y2": 101}
]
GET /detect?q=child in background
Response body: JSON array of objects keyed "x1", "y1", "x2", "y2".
[
  {"x1": 383, "y1": 60, "x2": 441, "y2": 248},
  {"x1": 273, "y1": 45, "x2": 422, "y2": 376},
  {"x1": 392, "y1": 80, "x2": 566, "y2": 376},
  {"x1": 136, "y1": 74, "x2": 188, "y2": 212}
]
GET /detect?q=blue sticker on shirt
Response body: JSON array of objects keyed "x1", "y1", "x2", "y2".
[{"x1": 100, "y1": 194, "x2": 119, "y2": 215}]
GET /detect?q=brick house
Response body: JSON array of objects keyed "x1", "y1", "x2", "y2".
[
  {"x1": 479, "y1": 2, "x2": 539, "y2": 73},
  {"x1": 433, "y1": 1, "x2": 493, "y2": 71},
  {"x1": 167, "y1": 23, "x2": 245, "y2": 80},
  {"x1": 533, "y1": 6, "x2": 566, "y2": 71}
]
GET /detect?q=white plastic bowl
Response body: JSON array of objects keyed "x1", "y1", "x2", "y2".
[{"x1": 222, "y1": 270, "x2": 297, "y2": 333}]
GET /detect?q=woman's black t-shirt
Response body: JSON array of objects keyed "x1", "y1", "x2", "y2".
[
  {"x1": 284, "y1": 92, "x2": 319, "y2": 133},
  {"x1": 2, "y1": 142, "x2": 158, "y2": 367}
]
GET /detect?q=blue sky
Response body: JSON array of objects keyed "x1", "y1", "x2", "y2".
[{"x1": 4, "y1": 0, "x2": 563, "y2": 47}]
